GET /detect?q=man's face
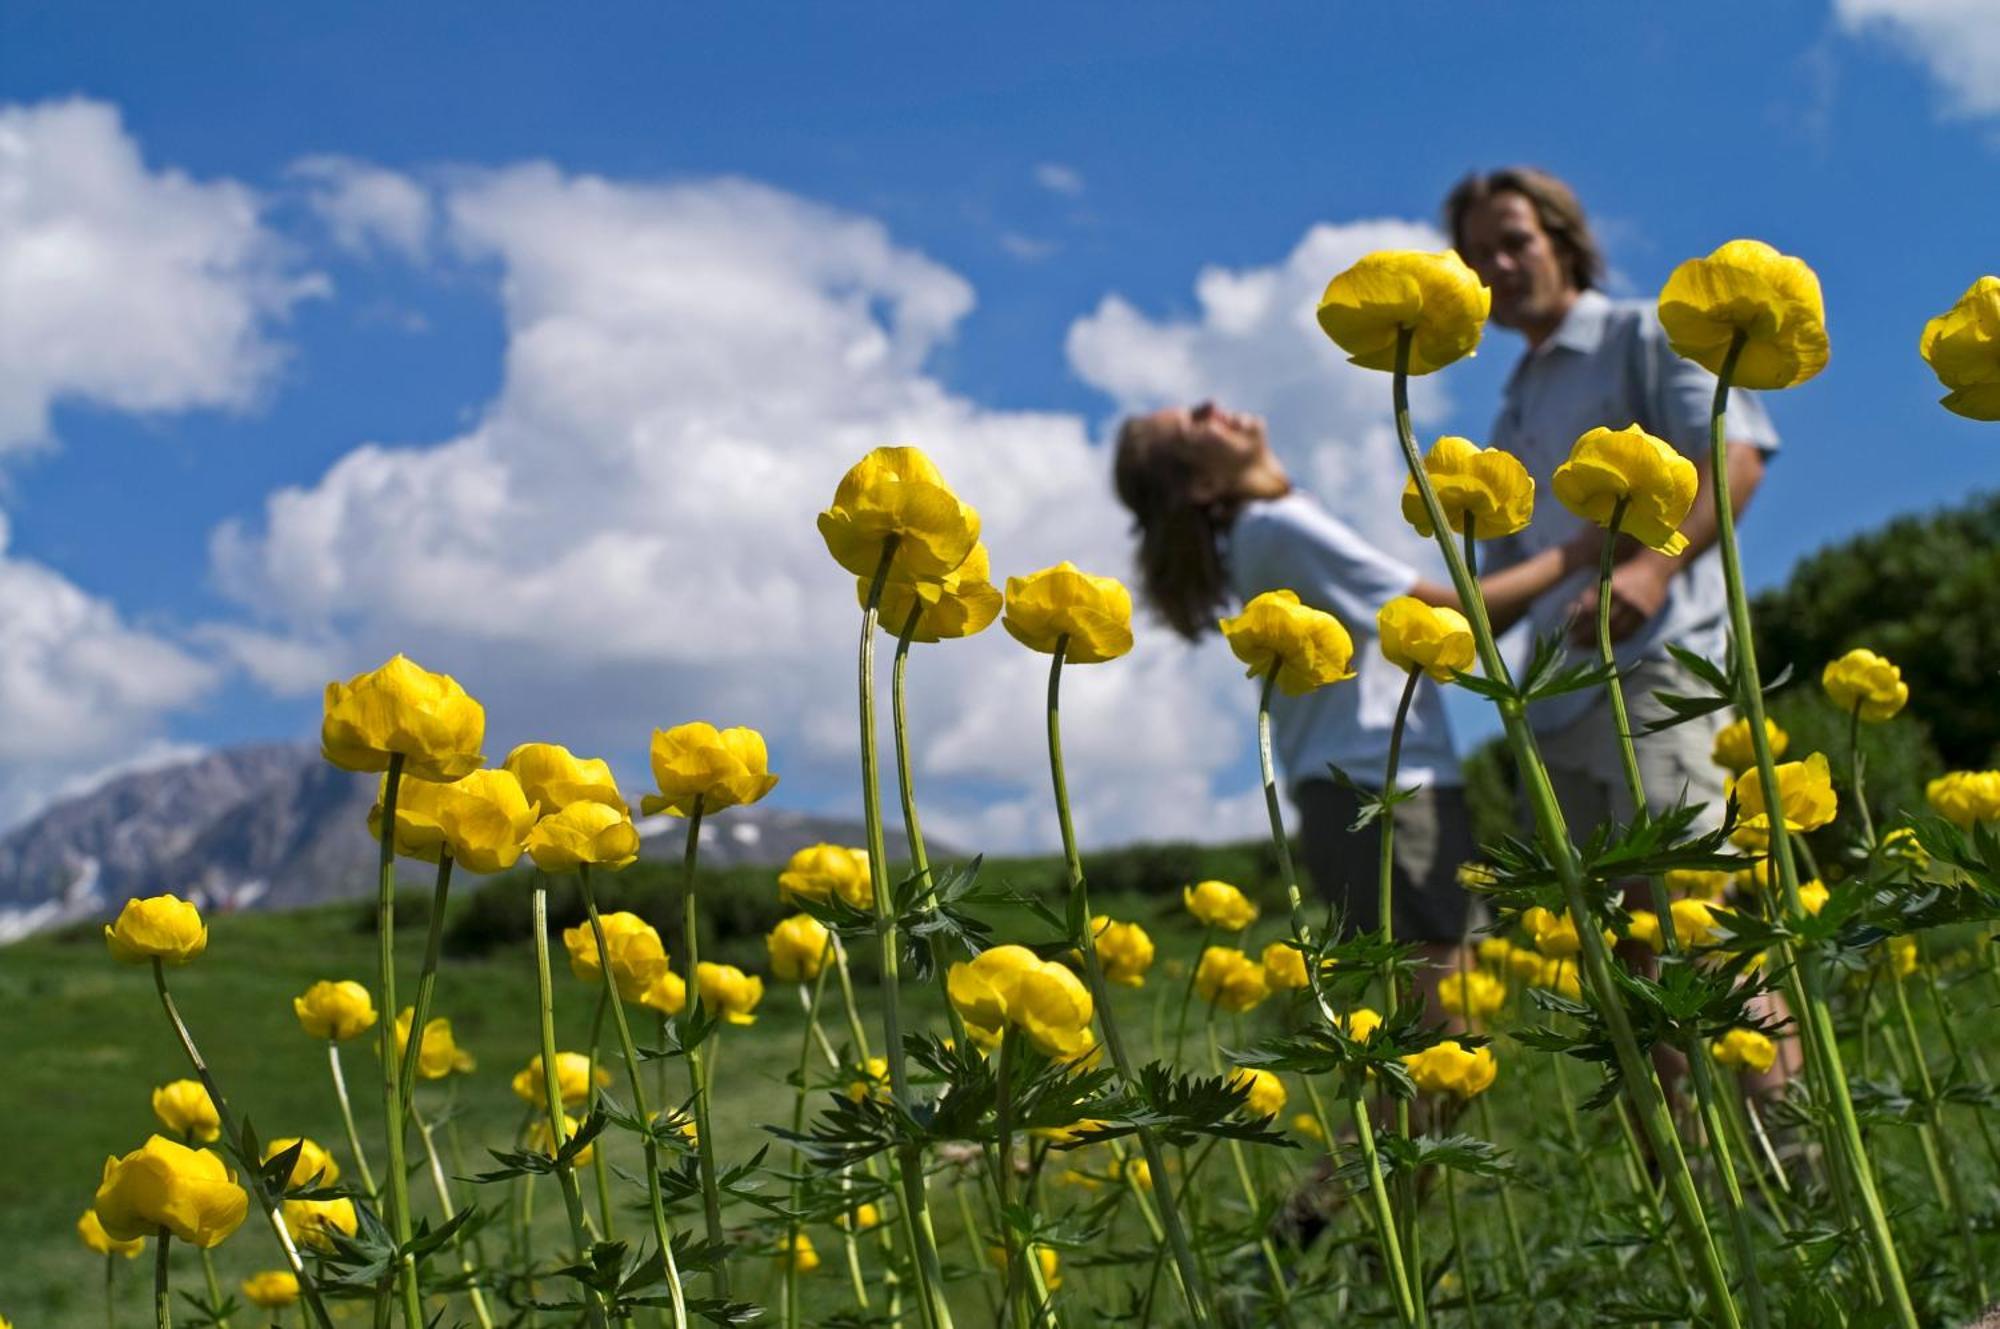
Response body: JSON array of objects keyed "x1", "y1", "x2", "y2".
[{"x1": 1456, "y1": 191, "x2": 1574, "y2": 332}]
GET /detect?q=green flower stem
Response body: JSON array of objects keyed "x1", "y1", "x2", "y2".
[
  {"x1": 1550, "y1": 1053, "x2": 1607, "y2": 1215},
  {"x1": 578, "y1": 864, "x2": 694, "y2": 1322},
  {"x1": 410, "y1": 1099, "x2": 497, "y2": 1329},
  {"x1": 396, "y1": 852, "x2": 455, "y2": 1112},
  {"x1": 1256, "y1": 669, "x2": 1305, "y2": 921},
  {"x1": 1887, "y1": 972, "x2": 1986, "y2": 1303},
  {"x1": 818, "y1": 941, "x2": 908, "y2": 1318},
  {"x1": 104, "y1": 1253, "x2": 116, "y2": 1329},
  {"x1": 148, "y1": 960, "x2": 333, "y2": 1329},
  {"x1": 1704, "y1": 331, "x2": 1915, "y2": 1326},
  {"x1": 1472, "y1": 1094, "x2": 1533, "y2": 1299},
  {"x1": 372, "y1": 754, "x2": 426, "y2": 1329},
  {"x1": 993, "y1": 1031, "x2": 1032, "y2": 1329},
  {"x1": 783, "y1": 958, "x2": 833, "y2": 1329},
  {"x1": 196, "y1": 1245, "x2": 228, "y2": 1329},
  {"x1": 857, "y1": 539, "x2": 954, "y2": 1329},
  {"x1": 531, "y1": 882, "x2": 615, "y2": 1329},
  {"x1": 326, "y1": 1041, "x2": 379, "y2": 1200},
  {"x1": 1204, "y1": 1025, "x2": 1297, "y2": 1326},
  {"x1": 1847, "y1": 705, "x2": 1878, "y2": 847},
  {"x1": 1046, "y1": 640, "x2": 1212, "y2": 1329},
  {"x1": 1610, "y1": 1098, "x2": 1692, "y2": 1288},
  {"x1": 1591, "y1": 500, "x2": 1769, "y2": 1329},
  {"x1": 1170, "y1": 926, "x2": 1213, "y2": 1068},
  {"x1": 154, "y1": 1226, "x2": 172, "y2": 1329},
  {"x1": 1388, "y1": 329, "x2": 1741, "y2": 1329},
  {"x1": 1918, "y1": 958, "x2": 2000, "y2": 1174},
  {"x1": 1377, "y1": 666, "x2": 1422, "y2": 1016},
  {"x1": 1349, "y1": 1093, "x2": 1419, "y2": 1328},
  {"x1": 1441, "y1": 1161, "x2": 1478, "y2": 1329},
  {"x1": 586, "y1": 987, "x2": 617, "y2": 1240},
  {"x1": 673, "y1": 802, "x2": 730, "y2": 1292}
]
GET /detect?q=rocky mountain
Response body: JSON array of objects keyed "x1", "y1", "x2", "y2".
[{"x1": 0, "y1": 743, "x2": 929, "y2": 943}]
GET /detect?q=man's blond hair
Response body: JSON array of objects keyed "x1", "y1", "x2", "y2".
[{"x1": 1444, "y1": 166, "x2": 1604, "y2": 295}]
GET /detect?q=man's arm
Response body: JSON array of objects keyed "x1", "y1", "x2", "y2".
[
  {"x1": 1408, "y1": 527, "x2": 1602, "y2": 632},
  {"x1": 1568, "y1": 442, "x2": 1768, "y2": 642}
]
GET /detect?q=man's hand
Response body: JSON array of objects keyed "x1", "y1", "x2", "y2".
[{"x1": 1569, "y1": 555, "x2": 1672, "y2": 644}]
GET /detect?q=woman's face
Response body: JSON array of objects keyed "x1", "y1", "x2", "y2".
[{"x1": 1144, "y1": 401, "x2": 1288, "y2": 502}]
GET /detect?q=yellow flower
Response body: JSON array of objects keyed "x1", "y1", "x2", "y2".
[
  {"x1": 564, "y1": 911, "x2": 669, "y2": 1003},
  {"x1": 1882, "y1": 827, "x2": 1929, "y2": 873},
  {"x1": 1552, "y1": 425, "x2": 1699, "y2": 555},
  {"x1": 639, "y1": 722, "x2": 780, "y2": 818},
  {"x1": 1522, "y1": 905, "x2": 1582, "y2": 958},
  {"x1": 1093, "y1": 916, "x2": 1156, "y2": 987},
  {"x1": 1657, "y1": 239, "x2": 1829, "y2": 390},
  {"x1": 1343, "y1": 1007, "x2": 1384, "y2": 1043},
  {"x1": 1112, "y1": 1156, "x2": 1153, "y2": 1191},
  {"x1": 1536, "y1": 959, "x2": 1581, "y2": 1000},
  {"x1": 1798, "y1": 879, "x2": 1829, "y2": 916},
  {"x1": 1504, "y1": 946, "x2": 1544, "y2": 983},
  {"x1": 150, "y1": 1080, "x2": 220, "y2": 1143},
  {"x1": 1671, "y1": 898, "x2": 1726, "y2": 948},
  {"x1": 263, "y1": 1138, "x2": 339, "y2": 1192},
  {"x1": 777, "y1": 843, "x2": 873, "y2": 910},
  {"x1": 1436, "y1": 969, "x2": 1507, "y2": 1021},
  {"x1": 510, "y1": 1053, "x2": 610, "y2": 1110},
  {"x1": 1377, "y1": 596, "x2": 1476, "y2": 681},
  {"x1": 946, "y1": 946, "x2": 1095, "y2": 1057},
  {"x1": 1627, "y1": 909, "x2": 1663, "y2": 952},
  {"x1": 393, "y1": 1009, "x2": 474, "y2": 1079},
  {"x1": 1732, "y1": 752, "x2": 1839, "y2": 848},
  {"x1": 1402, "y1": 1041, "x2": 1498, "y2": 1098},
  {"x1": 78, "y1": 1208, "x2": 145, "y2": 1258},
  {"x1": 767, "y1": 913, "x2": 832, "y2": 983},
  {"x1": 1711, "y1": 1028, "x2": 1778, "y2": 1074},
  {"x1": 1475, "y1": 936, "x2": 1513, "y2": 970},
  {"x1": 777, "y1": 1229, "x2": 821, "y2": 1273},
  {"x1": 502, "y1": 742, "x2": 630, "y2": 815},
  {"x1": 986, "y1": 1244, "x2": 1064, "y2": 1291},
  {"x1": 1183, "y1": 880, "x2": 1258, "y2": 931},
  {"x1": 696, "y1": 962, "x2": 765, "y2": 1025},
  {"x1": 1261, "y1": 939, "x2": 1309, "y2": 992},
  {"x1": 1315, "y1": 249, "x2": 1490, "y2": 376},
  {"x1": 1399, "y1": 436, "x2": 1535, "y2": 540},
  {"x1": 368, "y1": 767, "x2": 537, "y2": 874},
  {"x1": 1194, "y1": 946, "x2": 1270, "y2": 1013},
  {"x1": 1001, "y1": 562, "x2": 1134, "y2": 664},
  {"x1": 639, "y1": 969, "x2": 688, "y2": 1016},
  {"x1": 1821, "y1": 649, "x2": 1909, "y2": 724},
  {"x1": 1217, "y1": 589, "x2": 1357, "y2": 695},
  {"x1": 869, "y1": 541, "x2": 1004, "y2": 642},
  {"x1": 239, "y1": 1271, "x2": 300, "y2": 1310},
  {"x1": 817, "y1": 446, "x2": 981, "y2": 581},
  {"x1": 104, "y1": 894, "x2": 206, "y2": 965},
  {"x1": 320, "y1": 654, "x2": 484, "y2": 782},
  {"x1": 1228, "y1": 1067, "x2": 1287, "y2": 1118},
  {"x1": 528, "y1": 1114, "x2": 593, "y2": 1167},
  {"x1": 1918, "y1": 275, "x2": 2000, "y2": 421},
  {"x1": 1710, "y1": 718, "x2": 1786, "y2": 775},
  {"x1": 1663, "y1": 868, "x2": 1732, "y2": 902},
  {"x1": 1926, "y1": 771, "x2": 2000, "y2": 829},
  {"x1": 1292, "y1": 1113, "x2": 1326, "y2": 1143},
  {"x1": 293, "y1": 980, "x2": 377, "y2": 1042},
  {"x1": 846, "y1": 1057, "x2": 891, "y2": 1103},
  {"x1": 837, "y1": 1202, "x2": 882, "y2": 1231},
  {"x1": 94, "y1": 1136, "x2": 249, "y2": 1248},
  {"x1": 947, "y1": 945, "x2": 1042, "y2": 1042},
  {"x1": 524, "y1": 800, "x2": 641, "y2": 871}
]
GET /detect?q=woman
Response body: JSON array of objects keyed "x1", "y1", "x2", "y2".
[{"x1": 1113, "y1": 401, "x2": 1598, "y2": 985}]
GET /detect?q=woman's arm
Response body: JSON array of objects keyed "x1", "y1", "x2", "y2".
[{"x1": 1406, "y1": 528, "x2": 1603, "y2": 632}]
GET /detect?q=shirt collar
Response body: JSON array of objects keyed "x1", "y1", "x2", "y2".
[{"x1": 1541, "y1": 288, "x2": 1612, "y2": 356}]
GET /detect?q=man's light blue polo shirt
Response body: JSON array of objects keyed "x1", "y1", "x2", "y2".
[{"x1": 1486, "y1": 289, "x2": 1781, "y2": 734}]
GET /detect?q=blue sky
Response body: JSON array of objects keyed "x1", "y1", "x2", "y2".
[{"x1": 2, "y1": 2, "x2": 1996, "y2": 846}]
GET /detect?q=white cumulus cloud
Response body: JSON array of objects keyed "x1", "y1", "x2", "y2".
[
  {"x1": 1836, "y1": 0, "x2": 2000, "y2": 119},
  {"x1": 290, "y1": 154, "x2": 434, "y2": 259},
  {"x1": 0, "y1": 98, "x2": 324, "y2": 455}
]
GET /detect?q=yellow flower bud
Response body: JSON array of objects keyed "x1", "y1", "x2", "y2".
[
  {"x1": 695, "y1": 962, "x2": 764, "y2": 1025},
  {"x1": 1798, "y1": 879, "x2": 1829, "y2": 916},
  {"x1": 1261, "y1": 939, "x2": 1309, "y2": 992},
  {"x1": 1399, "y1": 436, "x2": 1534, "y2": 540},
  {"x1": 777, "y1": 1229, "x2": 821, "y2": 1273},
  {"x1": 393, "y1": 1009, "x2": 473, "y2": 1079},
  {"x1": 1436, "y1": 969, "x2": 1507, "y2": 1021},
  {"x1": 1377, "y1": 596, "x2": 1475, "y2": 682},
  {"x1": 1217, "y1": 589, "x2": 1357, "y2": 695},
  {"x1": 1882, "y1": 828, "x2": 1929, "y2": 873},
  {"x1": 1731, "y1": 753, "x2": 1839, "y2": 848},
  {"x1": 510, "y1": 1053, "x2": 610, "y2": 1110},
  {"x1": 817, "y1": 446, "x2": 981, "y2": 581},
  {"x1": 283, "y1": 1195, "x2": 358, "y2": 1251},
  {"x1": 1918, "y1": 275, "x2": 2000, "y2": 421},
  {"x1": 767, "y1": 913, "x2": 832, "y2": 984},
  {"x1": 1926, "y1": 771, "x2": 2000, "y2": 829},
  {"x1": 1228, "y1": 1067, "x2": 1287, "y2": 1119},
  {"x1": 293, "y1": 980, "x2": 377, "y2": 1042},
  {"x1": 1821, "y1": 649, "x2": 1909, "y2": 724},
  {"x1": 1182, "y1": 880, "x2": 1258, "y2": 931},
  {"x1": 986, "y1": 1244, "x2": 1063, "y2": 1291},
  {"x1": 1883, "y1": 935, "x2": 1919, "y2": 979},
  {"x1": 868, "y1": 541, "x2": 1003, "y2": 642},
  {"x1": 501, "y1": 742, "x2": 629, "y2": 815},
  {"x1": 95, "y1": 1136, "x2": 249, "y2": 1248},
  {"x1": 639, "y1": 969, "x2": 688, "y2": 1016},
  {"x1": 1194, "y1": 946, "x2": 1270, "y2": 1013},
  {"x1": 1553, "y1": 425, "x2": 1699, "y2": 555},
  {"x1": 1291, "y1": 1113, "x2": 1326, "y2": 1143},
  {"x1": 1711, "y1": 1028, "x2": 1778, "y2": 1074},
  {"x1": 1343, "y1": 1007, "x2": 1384, "y2": 1043},
  {"x1": 1315, "y1": 249, "x2": 1490, "y2": 376},
  {"x1": 525, "y1": 800, "x2": 641, "y2": 871},
  {"x1": 1711, "y1": 717, "x2": 1786, "y2": 775},
  {"x1": 105, "y1": 894, "x2": 207, "y2": 965},
  {"x1": 1402, "y1": 1041, "x2": 1498, "y2": 1098},
  {"x1": 368, "y1": 767, "x2": 537, "y2": 874},
  {"x1": 947, "y1": 946, "x2": 1041, "y2": 1039},
  {"x1": 846, "y1": 1056, "x2": 891, "y2": 1103},
  {"x1": 1094, "y1": 916, "x2": 1156, "y2": 987},
  {"x1": 239, "y1": 1271, "x2": 301, "y2": 1310},
  {"x1": 1627, "y1": 910, "x2": 1663, "y2": 953},
  {"x1": 319, "y1": 654, "x2": 484, "y2": 782},
  {"x1": 1671, "y1": 898, "x2": 1727, "y2": 948},
  {"x1": 1658, "y1": 239, "x2": 1829, "y2": 390},
  {"x1": 78, "y1": 1208, "x2": 145, "y2": 1258},
  {"x1": 563, "y1": 911, "x2": 669, "y2": 1003},
  {"x1": 777, "y1": 843, "x2": 873, "y2": 910},
  {"x1": 1475, "y1": 936, "x2": 1513, "y2": 970},
  {"x1": 528, "y1": 1114, "x2": 593, "y2": 1167},
  {"x1": 1001, "y1": 562, "x2": 1134, "y2": 664},
  {"x1": 837, "y1": 1202, "x2": 882, "y2": 1231},
  {"x1": 263, "y1": 1138, "x2": 339, "y2": 1192},
  {"x1": 640, "y1": 722, "x2": 780, "y2": 818},
  {"x1": 1011, "y1": 961, "x2": 1096, "y2": 1059},
  {"x1": 151, "y1": 1079, "x2": 220, "y2": 1143}
]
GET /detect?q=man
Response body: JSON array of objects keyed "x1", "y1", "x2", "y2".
[{"x1": 1446, "y1": 166, "x2": 1779, "y2": 832}]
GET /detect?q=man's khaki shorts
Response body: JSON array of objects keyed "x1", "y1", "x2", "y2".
[{"x1": 1531, "y1": 656, "x2": 1731, "y2": 837}]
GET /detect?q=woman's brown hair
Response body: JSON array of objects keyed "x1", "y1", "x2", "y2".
[{"x1": 1112, "y1": 413, "x2": 1235, "y2": 642}]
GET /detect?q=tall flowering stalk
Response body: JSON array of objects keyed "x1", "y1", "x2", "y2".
[
  {"x1": 1660, "y1": 239, "x2": 1916, "y2": 1325},
  {"x1": 293, "y1": 981, "x2": 382, "y2": 1201},
  {"x1": 1317, "y1": 249, "x2": 1743, "y2": 1327}
]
